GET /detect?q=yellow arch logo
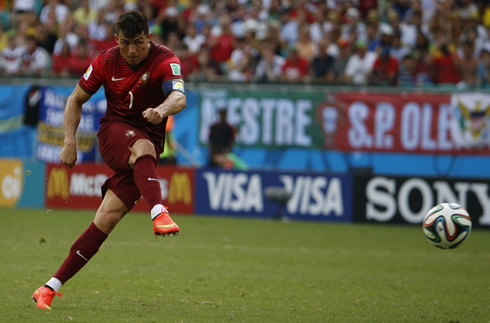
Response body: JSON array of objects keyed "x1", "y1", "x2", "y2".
[
  {"x1": 47, "y1": 167, "x2": 69, "y2": 200},
  {"x1": 168, "y1": 172, "x2": 191, "y2": 205},
  {"x1": 0, "y1": 159, "x2": 23, "y2": 207}
]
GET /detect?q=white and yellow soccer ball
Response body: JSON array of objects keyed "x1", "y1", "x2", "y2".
[{"x1": 422, "y1": 203, "x2": 472, "y2": 249}]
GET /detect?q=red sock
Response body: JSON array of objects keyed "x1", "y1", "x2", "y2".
[
  {"x1": 134, "y1": 154, "x2": 162, "y2": 210},
  {"x1": 54, "y1": 222, "x2": 108, "y2": 284}
]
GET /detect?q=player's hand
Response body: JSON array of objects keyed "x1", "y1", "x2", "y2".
[
  {"x1": 142, "y1": 108, "x2": 164, "y2": 124},
  {"x1": 59, "y1": 143, "x2": 77, "y2": 169}
]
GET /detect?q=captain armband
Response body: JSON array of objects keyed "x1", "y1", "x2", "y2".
[{"x1": 162, "y1": 79, "x2": 185, "y2": 97}]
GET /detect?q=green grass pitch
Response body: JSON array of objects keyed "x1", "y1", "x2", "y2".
[{"x1": 1, "y1": 208, "x2": 489, "y2": 322}]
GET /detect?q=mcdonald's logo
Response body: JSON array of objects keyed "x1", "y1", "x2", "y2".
[
  {"x1": 168, "y1": 172, "x2": 191, "y2": 205},
  {"x1": 47, "y1": 167, "x2": 69, "y2": 200}
]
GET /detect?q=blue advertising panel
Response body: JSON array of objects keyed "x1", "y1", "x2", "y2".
[
  {"x1": 0, "y1": 159, "x2": 45, "y2": 209},
  {"x1": 37, "y1": 86, "x2": 106, "y2": 163},
  {"x1": 17, "y1": 161, "x2": 46, "y2": 208},
  {"x1": 195, "y1": 168, "x2": 353, "y2": 222}
]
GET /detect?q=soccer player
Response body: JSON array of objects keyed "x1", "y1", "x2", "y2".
[{"x1": 32, "y1": 11, "x2": 186, "y2": 309}]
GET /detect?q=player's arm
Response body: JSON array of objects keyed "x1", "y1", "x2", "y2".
[
  {"x1": 143, "y1": 79, "x2": 186, "y2": 125},
  {"x1": 59, "y1": 85, "x2": 93, "y2": 168}
]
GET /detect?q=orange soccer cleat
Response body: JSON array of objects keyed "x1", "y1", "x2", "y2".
[
  {"x1": 153, "y1": 206, "x2": 180, "y2": 237},
  {"x1": 32, "y1": 286, "x2": 63, "y2": 309}
]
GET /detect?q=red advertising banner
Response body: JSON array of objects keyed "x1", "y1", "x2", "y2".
[
  {"x1": 46, "y1": 163, "x2": 194, "y2": 214},
  {"x1": 318, "y1": 92, "x2": 490, "y2": 154}
]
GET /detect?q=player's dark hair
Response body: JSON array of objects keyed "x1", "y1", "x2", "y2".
[{"x1": 115, "y1": 11, "x2": 149, "y2": 38}]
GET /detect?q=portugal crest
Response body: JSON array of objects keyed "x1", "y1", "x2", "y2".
[
  {"x1": 137, "y1": 71, "x2": 151, "y2": 88},
  {"x1": 125, "y1": 129, "x2": 136, "y2": 138}
]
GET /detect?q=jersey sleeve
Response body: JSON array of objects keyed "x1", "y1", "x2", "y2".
[
  {"x1": 159, "y1": 56, "x2": 184, "y2": 82},
  {"x1": 78, "y1": 54, "x2": 105, "y2": 94}
]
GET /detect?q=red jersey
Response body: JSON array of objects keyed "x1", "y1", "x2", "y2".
[
  {"x1": 78, "y1": 42, "x2": 183, "y2": 152},
  {"x1": 433, "y1": 55, "x2": 461, "y2": 84}
]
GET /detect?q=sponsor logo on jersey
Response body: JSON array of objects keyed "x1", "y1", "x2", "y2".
[
  {"x1": 83, "y1": 65, "x2": 93, "y2": 80},
  {"x1": 170, "y1": 63, "x2": 181, "y2": 75}
]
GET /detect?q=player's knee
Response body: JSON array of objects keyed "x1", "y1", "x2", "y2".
[
  {"x1": 128, "y1": 139, "x2": 157, "y2": 168},
  {"x1": 94, "y1": 209, "x2": 126, "y2": 234}
]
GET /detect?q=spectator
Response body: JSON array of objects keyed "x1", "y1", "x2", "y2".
[
  {"x1": 0, "y1": 25, "x2": 7, "y2": 51},
  {"x1": 12, "y1": 1, "x2": 36, "y2": 29},
  {"x1": 265, "y1": 0, "x2": 282, "y2": 24},
  {"x1": 457, "y1": 0, "x2": 479, "y2": 20},
  {"x1": 165, "y1": 31, "x2": 181, "y2": 51},
  {"x1": 366, "y1": 22, "x2": 380, "y2": 52},
  {"x1": 92, "y1": 22, "x2": 116, "y2": 54},
  {"x1": 181, "y1": 0, "x2": 200, "y2": 24},
  {"x1": 345, "y1": 39, "x2": 377, "y2": 85},
  {"x1": 477, "y1": 45, "x2": 490, "y2": 86},
  {"x1": 280, "y1": 8, "x2": 298, "y2": 46},
  {"x1": 227, "y1": 37, "x2": 256, "y2": 82},
  {"x1": 53, "y1": 22, "x2": 79, "y2": 55},
  {"x1": 341, "y1": 7, "x2": 367, "y2": 42},
  {"x1": 141, "y1": 2, "x2": 157, "y2": 31},
  {"x1": 183, "y1": 22, "x2": 206, "y2": 54},
  {"x1": 89, "y1": 0, "x2": 109, "y2": 12},
  {"x1": 0, "y1": 31, "x2": 25, "y2": 75},
  {"x1": 193, "y1": 47, "x2": 223, "y2": 81},
  {"x1": 374, "y1": 24, "x2": 395, "y2": 54},
  {"x1": 160, "y1": 6, "x2": 184, "y2": 43},
  {"x1": 296, "y1": 25, "x2": 315, "y2": 62},
  {"x1": 73, "y1": 0, "x2": 97, "y2": 25},
  {"x1": 390, "y1": 31, "x2": 412, "y2": 62},
  {"x1": 88, "y1": 9, "x2": 107, "y2": 41},
  {"x1": 310, "y1": 38, "x2": 334, "y2": 81},
  {"x1": 74, "y1": 23, "x2": 96, "y2": 57},
  {"x1": 176, "y1": 44, "x2": 199, "y2": 80},
  {"x1": 462, "y1": 11, "x2": 486, "y2": 45},
  {"x1": 386, "y1": 9, "x2": 417, "y2": 49},
  {"x1": 459, "y1": 40, "x2": 479, "y2": 87},
  {"x1": 35, "y1": 10, "x2": 58, "y2": 54},
  {"x1": 280, "y1": 46, "x2": 310, "y2": 82},
  {"x1": 51, "y1": 41, "x2": 71, "y2": 77},
  {"x1": 39, "y1": 0, "x2": 69, "y2": 25},
  {"x1": 263, "y1": 20, "x2": 283, "y2": 56},
  {"x1": 231, "y1": 5, "x2": 247, "y2": 38},
  {"x1": 310, "y1": 10, "x2": 332, "y2": 43},
  {"x1": 411, "y1": 10, "x2": 430, "y2": 51},
  {"x1": 192, "y1": 4, "x2": 211, "y2": 35},
  {"x1": 370, "y1": 46, "x2": 399, "y2": 86},
  {"x1": 392, "y1": 0, "x2": 412, "y2": 22},
  {"x1": 209, "y1": 15, "x2": 235, "y2": 64},
  {"x1": 254, "y1": 45, "x2": 285, "y2": 82},
  {"x1": 427, "y1": 35, "x2": 461, "y2": 85},
  {"x1": 331, "y1": 38, "x2": 351, "y2": 83},
  {"x1": 21, "y1": 35, "x2": 49, "y2": 76},
  {"x1": 326, "y1": 27, "x2": 342, "y2": 59},
  {"x1": 67, "y1": 41, "x2": 92, "y2": 77},
  {"x1": 243, "y1": 19, "x2": 261, "y2": 52},
  {"x1": 412, "y1": 49, "x2": 432, "y2": 86},
  {"x1": 398, "y1": 54, "x2": 416, "y2": 86}
]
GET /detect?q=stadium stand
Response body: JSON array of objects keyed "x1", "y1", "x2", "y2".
[{"x1": 0, "y1": 0, "x2": 489, "y2": 88}]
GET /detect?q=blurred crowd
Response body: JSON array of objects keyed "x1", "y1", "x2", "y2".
[{"x1": 1, "y1": 0, "x2": 490, "y2": 87}]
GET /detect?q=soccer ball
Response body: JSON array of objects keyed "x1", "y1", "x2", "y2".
[{"x1": 422, "y1": 203, "x2": 472, "y2": 249}]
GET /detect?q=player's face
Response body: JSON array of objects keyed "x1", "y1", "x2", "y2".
[{"x1": 115, "y1": 32, "x2": 152, "y2": 66}]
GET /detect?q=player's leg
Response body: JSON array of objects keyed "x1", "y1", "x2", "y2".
[
  {"x1": 129, "y1": 138, "x2": 179, "y2": 237},
  {"x1": 32, "y1": 190, "x2": 128, "y2": 309},
  {"x1": 97, "y1": 121, "x2": 178, "y2": 236}
]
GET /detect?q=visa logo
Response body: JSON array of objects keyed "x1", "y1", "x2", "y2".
[
  {"x1": 202, "y1": 172, "x2": 263, "y2": 212},
  {"x1": 280, "y1": 175, "x2": 344, "y2": 216}
]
